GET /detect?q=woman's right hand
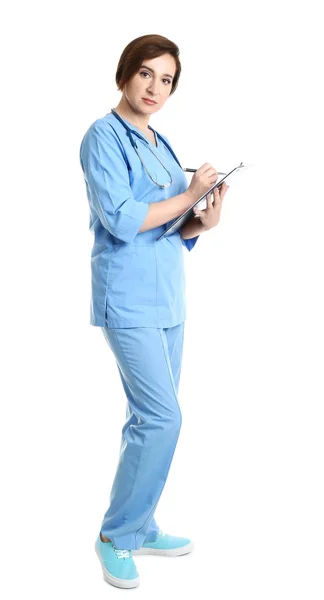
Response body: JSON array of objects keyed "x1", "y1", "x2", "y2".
[{"x1": 187, "y1": 163, "x2": 219, "y2": 202}]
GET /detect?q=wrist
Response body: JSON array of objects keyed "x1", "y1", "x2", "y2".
[{"x1": 184, "y1": 188, "x2": 196, "y2": 207}]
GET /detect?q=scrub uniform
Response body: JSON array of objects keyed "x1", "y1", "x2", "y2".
[
  {"x1": 79, "y1": 111, "x2": 200, "y2": 328},
  {"x1": 79, "y1": 111, "x2": 200, "y2": 549}
]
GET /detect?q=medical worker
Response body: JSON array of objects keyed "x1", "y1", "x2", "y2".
[{"x1": 79, "y1": 33, "x2": 229, "y2": 589}]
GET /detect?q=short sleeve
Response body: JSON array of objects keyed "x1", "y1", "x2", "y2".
[
  {"x1": 181, "y1": 235, "x2": 200, "y2": 251},
  {"x1": 80, "y1": 122, "x2": 149, "y2": 244}
]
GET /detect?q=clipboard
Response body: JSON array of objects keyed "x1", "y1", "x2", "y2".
[{"x1": 156, "y1": 161, "x2": 249, "y2": 241}]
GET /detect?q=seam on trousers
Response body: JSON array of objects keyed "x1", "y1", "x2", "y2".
[
  {"x1": 169, "y1": 322, "x2": 185, "y2": 369},
  {"x1": 158, "y1": 328, "x2": 181, "y2": 411},
  {"x1": 135, "y1": 327, "x2": 182, "y2": 542},
  {"x1": 176, "y1": 323, "x2": 185, "y2": 391}
]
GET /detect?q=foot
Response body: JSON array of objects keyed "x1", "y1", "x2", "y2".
[
  {"x1": 95, "y1": 535, "x2": 140, "y2": 589},
  {"x1": 132, "y1": 529, "x2": 194, "y2": 557}
]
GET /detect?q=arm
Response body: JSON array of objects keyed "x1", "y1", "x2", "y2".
[
  {"x1": 178, "y1": 214, "x2": 207, "y2": 252},
  {"x1": 80, "y1": 122, "x2": 195, "y2": 242},
  {"x1": 180, "y1": 215, "x2": 207, "y2": 239},
  {"x1": 80, "y1": 122, "x2": 149, "y2": 244},
  {"x1": 138, "y1": 190, "x2": 194, "y2": 232}
]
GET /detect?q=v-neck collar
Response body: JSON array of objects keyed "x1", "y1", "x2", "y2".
[{"x1": 108, "y1": 111, "x2": 159, "y2": 149}]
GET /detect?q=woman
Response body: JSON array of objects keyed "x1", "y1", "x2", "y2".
[{"x1": 79, "y1": 33, "x2": 229, "y2": 589}]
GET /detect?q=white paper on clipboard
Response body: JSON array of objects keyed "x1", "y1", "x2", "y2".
[{"x1": 195, "y1": 162, "x2": 252, "y2": 210}]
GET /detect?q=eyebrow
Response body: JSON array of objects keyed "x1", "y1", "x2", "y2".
[{"x1": 140, "y1": 65, "x2": 174, "y2": 79}]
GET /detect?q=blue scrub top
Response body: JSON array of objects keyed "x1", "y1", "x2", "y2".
[{"x1": 79, "y1": 111, "x2": 200, "y2": 328}]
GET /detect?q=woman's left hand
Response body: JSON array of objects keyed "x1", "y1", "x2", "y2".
[{"x1": 193, "y1": 182, "x2": 229, "y2": 230}]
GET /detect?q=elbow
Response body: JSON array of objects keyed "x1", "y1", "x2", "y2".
[
  {"x1": 94, "y1": 197, "x2": 149, "y2": 244},
  {"x1": 100, "y1": 215, "x2": 142, "y2": 244}
]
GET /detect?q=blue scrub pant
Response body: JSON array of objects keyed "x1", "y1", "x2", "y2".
[{"x1": 99, "y1": 322, "x2": 185, "y2": 550}]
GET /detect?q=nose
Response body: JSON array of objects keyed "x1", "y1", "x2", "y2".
[{"x1": 147, "y1": 83, "x2": 160, "y2": 97}]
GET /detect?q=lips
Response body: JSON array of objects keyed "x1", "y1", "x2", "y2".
[{"x1": 142, "y1": 98, "x2": 157, "y2": 104}]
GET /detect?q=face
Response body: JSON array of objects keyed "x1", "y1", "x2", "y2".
[{"x1": 123, "y1": 53, "x2": 176, "y2": 115}]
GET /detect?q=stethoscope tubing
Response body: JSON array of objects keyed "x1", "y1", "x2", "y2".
[{"x1": 110, "y1": 108, "x2": 183, "y2": 169}]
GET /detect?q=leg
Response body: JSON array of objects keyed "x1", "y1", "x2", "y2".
[
  {"x1": 142, "y1": 322, "x2": 185, "y2": 541},
  {"x1": 99, "y1": 325, "x2": 183, "y2": 550},
  {"x1": 114, "y1": 363, "x2": 160, "y2": 544}
]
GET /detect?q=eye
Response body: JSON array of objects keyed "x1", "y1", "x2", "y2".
[{"x1": 140, "y1": 71, "x2": 172, "y2": 85}]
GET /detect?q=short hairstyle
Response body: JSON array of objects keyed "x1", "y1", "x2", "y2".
[{"x1": 115, "y1": 34, "x2": 181, "y2": 96}]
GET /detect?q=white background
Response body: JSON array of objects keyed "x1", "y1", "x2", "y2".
[{"x1": 1, "y1": 0, "x2": 324, "y2": 598}]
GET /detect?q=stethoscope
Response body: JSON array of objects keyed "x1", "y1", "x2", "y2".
[{"x1": 110, "y1": 108, "x2": 188, "y2": 189}]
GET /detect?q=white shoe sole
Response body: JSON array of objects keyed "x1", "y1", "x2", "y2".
[
  {"x1": 133, "y1": 541, "x2": 194, "y2": 557},
  {"x1": 95, "y1": 544, "x2": 140, "y2": 589}
]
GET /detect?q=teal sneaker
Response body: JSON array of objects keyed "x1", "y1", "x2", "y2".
[
  {"x1": 95, "y1": 535, "x2": 140, "y2": 588},
  {"x1": 133, "y1": 529, "x2": 194, "y2": 557}
]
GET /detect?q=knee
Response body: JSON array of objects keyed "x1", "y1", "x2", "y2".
[{"x1": 162, "y1": 406, "x2": 182, "y2": 433}]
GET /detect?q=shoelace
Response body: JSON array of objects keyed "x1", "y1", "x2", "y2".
[
  {"x1": 158, "y1": 529, "x2": 166, "y2": 537},
  {"x1": 112, "y1": 546, "x2": 132, "y2": 559}
]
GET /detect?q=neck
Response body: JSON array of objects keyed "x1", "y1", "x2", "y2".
[{"x1": 113, "y1": 98, "x2": 150, "y2": 130}]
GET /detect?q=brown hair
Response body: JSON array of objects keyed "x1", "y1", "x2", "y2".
[{"x1": 115, "y1": 34, "x2": 181, "y2": 97}]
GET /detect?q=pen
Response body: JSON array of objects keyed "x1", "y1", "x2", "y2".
[{"x1": 183, "y1": 168, "x2": 227, "y2": 175}]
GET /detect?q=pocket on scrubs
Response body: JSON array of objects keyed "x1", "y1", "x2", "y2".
[{"x1": 107, "y1": 244, "x2": 157, "y2": 306}]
